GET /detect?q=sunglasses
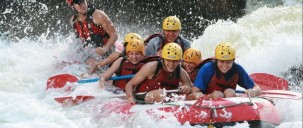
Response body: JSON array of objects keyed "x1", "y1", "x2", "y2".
[{"x1": 73, "y1": 0, "x2": 85, "y2": 4}]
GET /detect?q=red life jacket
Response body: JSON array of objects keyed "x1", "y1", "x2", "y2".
[
  {"x1": 188, "y1": 70, "x2": 199, "y2": 83},
  {"x1": 206, "y1": 71, "x2": 239, "y2": 94},
  {"x1": 139, "y1": 55, "x2": 162, "y2": 63},
  {"x1": 114, "y1": 57, "x2": 144, "y2": 90},
  {"x1": 135, "y1": 60, "x2": 180, "y2": 93},
  {"x1": 72, "y1": 8, "x2": 109, "y2": 47}
]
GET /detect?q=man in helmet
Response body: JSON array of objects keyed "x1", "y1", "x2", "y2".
[
  {"x1": 144, "y1": 16, "x2": 191, "y2": 57},
  {"x1": 190, "y1": 42, "x2": 261, "y2": 99},
  {"x1": 99, "y1": 39, "x2": 145, "y2": 90},
  {"x1": 125, "y1": 43, "x2": 193, "y2": 104},
  {"x1": 66, "y1": 0, "x2": 118, "y2": 75},
  {"x1": 86, "y1": 33, "x2": 143, "y2": 76}
]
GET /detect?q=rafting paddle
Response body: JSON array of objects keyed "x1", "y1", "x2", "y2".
[
  {"x1": 241, "y1": 73, "x2": 300, "y2": 99},
  {"x1": 46, "y1": 74, "x2": 134, "y2": 90},
  {"x1": 47, "y1": 73, "x2": 285, "y2": 90},
  {"x1": 249, "y1": 73, "x2": 288, "y2": 90},
  {"x1": 54, "y1": 89, "x2": 180, "y2": 105},
  {"x1": 47, "y1": 74, "x2": 78, "y2": 89},
  {"x1": 236, "y1": 90, "x2": 302, "y2": 100}
]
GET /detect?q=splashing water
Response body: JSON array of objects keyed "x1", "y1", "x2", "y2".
[{"x1": 0, "y1": 1, "x2": 302, "y2": 128}]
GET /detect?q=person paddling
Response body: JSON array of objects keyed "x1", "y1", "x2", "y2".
[
  {"x1": 66, "y1": 0, "x2": 118, "y2": 75},
  {"x1": 99, "y1": 39, "x2": 145, "y2": 90},
  {"x1": 125, "y1": 43, "x2": 192, "y2": 104},
  {"x1": 190, "y1": 42, "x2": 261, "y2": 99},
  {"x1": 87, "y1": 33, "x2": 143, "y2": 76}
]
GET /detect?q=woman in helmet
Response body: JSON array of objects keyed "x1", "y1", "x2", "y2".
[
  {"x1": 191, "y1": 42, "x2": 261, "y2": 99},
  {"x1": 86, "y1": 33, "x2": 143, "y2": 76},
  {"x1": 99, "y1": 39, "x2": 145, "y2": 90},
  {"x1": 125, "y1": 43, "x2": 193, "y2": 104},
  {"x1": 66, "y1": 0, "x2": 118, "y2": 75},
  {"x1": 144, "y1": 16, "x2": 191, "y2": 57}
]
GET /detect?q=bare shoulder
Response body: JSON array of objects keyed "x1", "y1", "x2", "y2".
[
  {"x1": 143, "y1": 61, "x2": 158, "y2": 69},
  {"x1": 140, "y1": 61, "x2": 158, "y2": 75},
  {"x1": 92, "y1": 9, "x2": 108, "y2": 20},
  {"x1": 180, "y1": 67, "x2": 187, "y2": 75},
  {"x1": 179, "y1": 67, "x2": 189, "y2": 78},
  {"x1": 92, "y1": 9, "x2": 106, "y2": 16},
  {"x1": 92, "y1": 9, "x2": 114, "y2": 27},
  {"x1": 180, "y1": 66, "x2": 193, "y2": 86}
]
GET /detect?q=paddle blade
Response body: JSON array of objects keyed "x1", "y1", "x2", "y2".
[
  {"x1": 46, "y1": 74, "x2": 78, "y2": 90},
  {"x1": 260, "y1": 90, "x2": 302, "y2": 100},
  {"x1": 236, "y1": 90, "x2": 302, "y2": 100},
  {"x1": 250, "y1": 73, "x2": 288, "y2": 90}
]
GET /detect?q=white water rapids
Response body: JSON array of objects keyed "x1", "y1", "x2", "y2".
[{"x1": 0, "y1": 1, "x2": 302, "y2": 128}]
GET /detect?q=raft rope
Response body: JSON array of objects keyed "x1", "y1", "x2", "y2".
[{"x1": 247, "y1": 90, "x2": 253, "y2": 105}]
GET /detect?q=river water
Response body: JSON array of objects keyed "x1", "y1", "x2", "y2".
[{"x1": 0, "y1": 0, "x2": 302, "y2": 128}]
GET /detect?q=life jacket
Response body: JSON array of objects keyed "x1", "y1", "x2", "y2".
[
  {"x1": 72, "y1": 8, "x2": 110, "y2": 47},
  {"x1": 206, "y1": 63, "x2": 239, "y2": 94},
  {"x1": 144, "y1": 34, "x2": 186, "y2": 52},
  {"x1": 139, "y1": 55, "x2": 162, "y2": 63},
  {"x1": 188, "y1": 57, "x2": 216, "y2": 83},
  {"x1": 114, "y1": 57, "x2": 144, "y2": 90},
  {"x1": 188, "y1": 70, "x2": 199, "y2": 83},
  {"x1": 135, "y1": 60, "x2": 181, "y2": 93}
]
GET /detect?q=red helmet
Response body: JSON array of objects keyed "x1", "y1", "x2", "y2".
[{"x1": 66, "y1": 0, "x2": 73, "y2": 6}]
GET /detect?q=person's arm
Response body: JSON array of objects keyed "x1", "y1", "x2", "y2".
[
  {"x1": 191, "y1": 86, "x2": 202, "y2": 93},
  {"x1": 89, "y1": 51, "x2": 121, "y2": 75},
  {"x1": 178, "y1": 67, "x2": 193, "y2": 94},
  {"x1": 93, "y1": 10, "x2": 118, "y2": 55},
  {"x1": 236, "y1": 63, "x2": 261, "y2": 97},
  {"x1": 145, "y1": 38, "x2": 160, "y2": 56},
  {"x1": 246, "y1": 84, "x2": 261, "y2": 97},
  {"x1": 125, "y1": 62, "x2": 157, "y2": 104},
  {"x1": 183, "y1": 67, "x2": 205, "y2": 100},
  {"x1": 69, "y1": 16, "x2": 74, "y2": 26},
  {"x1": 99, "y1": 57, "x2": 123, "y2": 88}
]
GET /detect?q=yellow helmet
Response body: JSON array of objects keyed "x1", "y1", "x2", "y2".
[
  {"x1": 162, "y1": 43, "x2": 182, "y2": 60},
  {"x1": 162, "y1": 16, "x2": 181, "y2": 30},
  {"x1": 215, "y1": 42, "x2": 236, "y2": 60},
  {"x1": 123, "y1": 33, "x2": 143, "y2": 45},
  {"x1": 183, "y1": 48, "x2": 202, "y2": 65},
  {"x1": 126, "y1": 39, "x2": 145, "y2": 55}
]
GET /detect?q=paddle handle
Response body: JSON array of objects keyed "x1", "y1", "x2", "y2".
[
  {"x1": 135, "y1": 89, "x2": 179, "y2": 95},
  {"x1": 236, "y1": 90, "x2": 245, "y2": 93},
  {"x1": 78, "y1": 74, "x2": 135, "y2": 84}
]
